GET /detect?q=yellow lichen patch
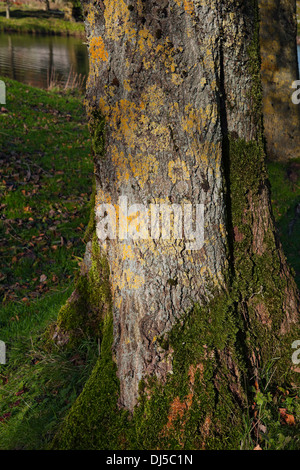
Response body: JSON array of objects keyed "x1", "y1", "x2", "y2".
[
  {"x1": 98, "y1": 97, "x2": 109, "y2": 115},
  {"x1": 169, "y1": 102, "x2": 180, "y2": 118},
  {"x1": 116, "y1": 269, "x2": 145, "y2": 290},
  {"x1": 86, "y1": 9, "x2": 95, "y2": 30},
  {"x1": 203, "y1": 48, "x2": 215, "y2": 72},
  {"x1": 129, "y1": 153, "x2": 159, "y2": 189},
  {"x1": 141, "y1": 85, "x2": 165, "y2": 116},
  {"x1": 200, "y1": 77, "x2": 207, "y2": 88},
  {"x1": 181, "y1": 103, "x2": 217, "y2": 137},
  {"x1": 192, "y1": 141, "x2": 220, "y2": 168},
  {"x1": 181, "y1": 104, "x2": 200, "y2": 134},
  {"x1": 199, "y1": 264, "x2": 222, "y2": 288},
  {"x1": 173, "y1": 0, "x2": 195, "y2": 16},
  {"x1": 108, "y1": 86, "x2": 116, "y2": 98},
  {"x1": 90, "y1": 36, "x2": 109, "y2": 63},
  {"x1": 104, "y1": 0, "x2": 136, "y2": 41},
  {"x1": 121, "y1": 244, "x2": 135, "y2": 261},
  {"x1": 136, "y1": 0, "x2": 144, "y2": 16},
  {"x1": 137, "y1": 28, "x2": 179, "y2": 75},
  {"x1": 219, "y1": 223, "x2": 226, "y2": 239},
  {"x1": 123, "y1": 80, "x2": 132, "y2": 92},
  {"x1": 109, "y1": 145, "x2": 130, "y2": 183},
  {"x1": 110, "y1": 99, "x2": 140, "y2": 147},
  {"x1": 183, "y1": 0, "x2": 195, "y2": 15},
  {"x1": 150, "y1": 124, "x2": 170, "y2": 150},
  {"x1": 95, "y1": 188, "x2": 112, "y2": 206},
  {"x1": 171, "y1": 73, "x2": 184, "y2": 86},
  {"x1": 168, "y1": 158, "x2": 190, "y2": 184},
  {"x1": 138, "y1": 28, "x2": 155, "y2": 54},
  {"x1": 162, "y1": 42, "x2": 178, "y2": 74},
  {"x1": 105, "y1": 95, "x2": 170, "y2": 185},
  {"x1": 110, "y1": 135, "x2": 160, "y2": 188},
  {"x1": 137, "y1": 29, "x2": 157, "y2": 69}
]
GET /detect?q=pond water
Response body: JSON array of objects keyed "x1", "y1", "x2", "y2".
[
  {"x1": 0, "y1": 32, "x2": 89, "y2": 89},
  {"x1": 0, "y1": 32, "x2": 299, "y2": 91}
]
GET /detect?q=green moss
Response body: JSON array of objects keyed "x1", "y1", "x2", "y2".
[
  {"x1": 54, "y1": 235, "x2": 111, "y2": 345},
  {"x1": 89, "y1": 110, "x2": 105, "y2": 157},
  {"x1": 83, "y1": 181, "x2": 96, "y2": 243},
  {"x1": 129, "y1": 293, "x2": 245, "y2": 450},
  {"x1": 228, "y1": 136, "x2": 300, "y2": 381},
  {"x1": 51, "y1": 312, "x2": 130, "y2": 450},
  {"x1": 51, "y1": 285, "x2": 247, "y2": 450}
]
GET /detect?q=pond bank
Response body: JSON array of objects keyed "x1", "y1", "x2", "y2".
[
  {"x1": 0, "y1": 32, "x2": 88, "y2": 90},
  {"x1": 0, "y1": 7, "x2": 85, "y2": 37}
]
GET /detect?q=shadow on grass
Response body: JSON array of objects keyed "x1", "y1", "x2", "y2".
[{"x1": 267, "y1": 159, "x2": 300, "y2": 289}]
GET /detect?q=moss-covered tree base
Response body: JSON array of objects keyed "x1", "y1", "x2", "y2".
[{"x1": 50, "y1": 136, "x2": 300, "y2": 450}]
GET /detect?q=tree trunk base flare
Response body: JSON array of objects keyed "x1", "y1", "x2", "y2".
[
  {"x1": 50, "y1": 0, "x2": 300, "y2": 450},
  {"x1": 259, "y1": 0, "x2": 300, "y2": 160}
]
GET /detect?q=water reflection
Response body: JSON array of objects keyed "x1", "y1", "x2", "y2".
[{"x1": 0, "y1": 33, "x2": 89, "y2": 89}]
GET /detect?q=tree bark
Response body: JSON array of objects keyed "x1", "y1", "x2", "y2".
[
  {"x1": 259, "y1": 0, "x2": 300, "y2": 160},
  {"x1": 6, "y1": 0, "x2": 10, "y2": 19},
  {"x1": 52, "y1": 0, "x2": 300, "y2": 450}
]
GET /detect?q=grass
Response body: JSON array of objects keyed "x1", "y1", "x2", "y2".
[
  {"x1": 240, "y1": 359, "x2": 300, "y2": 450},
  {"x1": 0, "y1": 77, "x2": 98, "y2": 448},
  {"x1": 0, "y1": 78, "x2": 299, "y2": 449},
  {"x1": 0, "y1": 3, "x2": 85, "y2": 37}
]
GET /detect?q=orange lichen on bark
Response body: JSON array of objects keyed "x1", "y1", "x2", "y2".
[
  {"x1": 161, "y1": 363, "x2": 206, "y2": 447},
  {"x1": 90, "y1": 36, "x2": 109, "y2": 63},
  {"x1": 104, "y1": 0, "x2": 136, "y2": 41},
  {"x1": 173, "y1": 0, "x2": 195, "y2": 15},
  {"x1": 183, "y1": 0, "x2": 195, "y2": 15}
]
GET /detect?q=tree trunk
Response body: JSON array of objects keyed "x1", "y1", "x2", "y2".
[
  {"x1": 259, "y1": 0, "x2": 300, "y2": 160},
  {"x1": 6, "y1": 1, "x2": 10, "y2": 19},
  {"x1": 52, "y1": 0, "x2": 300, "y2": 450}
]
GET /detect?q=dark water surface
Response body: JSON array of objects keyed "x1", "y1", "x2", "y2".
[{"x1": 0, "y1": 32, "x2": 89, "y2": 89}]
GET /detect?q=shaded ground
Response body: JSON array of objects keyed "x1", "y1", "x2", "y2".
[
  {"x1": 268, "y1": 160, "x2": 300, "y2": 288},
  {"x1": 0, "y1": 79, "x2": 92, "y2": 304},
  {"x1": 0, "y1": 78, "x2": 98, "y2": 449}
]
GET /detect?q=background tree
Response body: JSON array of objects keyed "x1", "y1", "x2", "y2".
[
  {"x1": 51, "y1": 0, "x2": 300, "y2": 449},
  {"x1": 6, "y1": 0, "x2": 10, "y2": 19},
  {"x1": 259, "y1": 0, "x2": 300, "y2": 160}
]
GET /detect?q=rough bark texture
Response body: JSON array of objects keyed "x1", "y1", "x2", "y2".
[
  {"x1": 259, "y1": 0, "x2": 300, "y2": 160},
  {"x1": 51, "y1": 0, "x2": 300, "y2": 450},
  {"x1": 87, "y1": 0, "x2": 230, "y2": 411}
]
